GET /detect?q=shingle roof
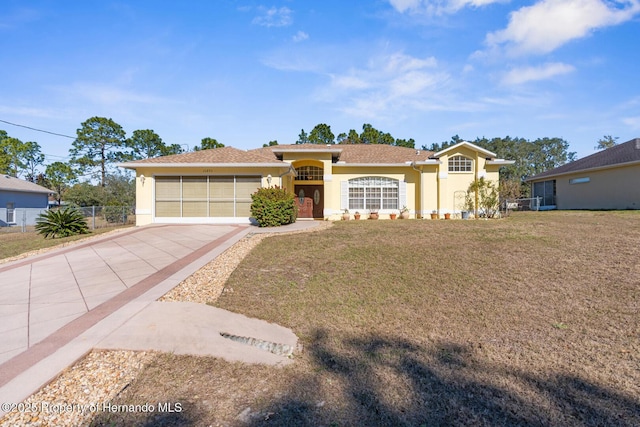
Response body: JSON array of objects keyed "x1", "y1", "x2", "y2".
[
  {"x1": 251, "y1": 144, "x2": 435, "y2": 164},
  {"x1": 0, "y1": 175, "x2": 53, "y2": 194},
  {"x1": 119, "y1": 146, "x2": 283, "y2": 167},
  {"x1": 528, "y1": 138, "x2": 640, "y2": 181}
]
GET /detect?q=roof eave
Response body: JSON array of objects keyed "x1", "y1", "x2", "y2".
[
  {"x1": 271, "y1": 148, "x2": 343, "y2": 154},
  {"x1": 486, "y1": 160, "x2": 515, "y2": 165},
  {"x1": 0, "y1": 188, "x2": 53, "y2": 194},
  {"x1": 332, "y1": 162, "x2": 421, "y2": 167},
  {"x1": 118, "y1": 162, "x2": 290, "y2": 169},
  {"x1": 525, "y1": 159, "x2": 640, "y2": 182},
  {"x1": 414, "y1": 160, "x2": 442, "y2": 165},
  {"x1": 432, "y1": 141, "x2": 497, "y2": 158}
]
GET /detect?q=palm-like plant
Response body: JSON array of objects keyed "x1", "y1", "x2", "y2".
[{"x1": 35, "y1": 207, "x2": 90, "y2": 239}]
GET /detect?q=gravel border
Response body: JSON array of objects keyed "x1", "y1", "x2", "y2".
[{"x1": 0, "y1": 222, "x2": 332, "y2": 426}]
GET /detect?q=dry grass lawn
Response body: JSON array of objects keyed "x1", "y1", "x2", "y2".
[
  {"x1": 0, "y1": 225, "x2": 134, "y2": 262},
  {"x1": 92, "y1": 211, "x2": 639, "y2": 426}
]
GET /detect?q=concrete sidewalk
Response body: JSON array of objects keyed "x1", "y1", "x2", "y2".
[{"x1": 0, "y1": 221, "x2": 322, "y2": 416}]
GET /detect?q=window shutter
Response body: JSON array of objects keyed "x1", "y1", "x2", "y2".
[
  {"x1": 341, "y1": 181, "x2": 349, "y2": 210},
  {"x1": 399, "y1": 181, "x2": 407, "y2": 209}
]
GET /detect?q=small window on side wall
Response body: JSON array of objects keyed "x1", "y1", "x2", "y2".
[
  {"x1": 448, "y1": 155, "x2": 473, "y2": 172},
  {"x1": 569, "y1": 177, "x2": 590, "y2": 184}
]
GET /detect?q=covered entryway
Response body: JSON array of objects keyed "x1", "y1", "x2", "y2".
[
  {"x1": 293, "y1": 163, "x2": 325, "y2": 219},
  {"x1": 295, "y1": 185, "x2": 323, "y2": 219}
]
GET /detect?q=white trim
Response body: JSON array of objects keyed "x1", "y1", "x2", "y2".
[
  {"x1": 526, "y1": 159, "x2": 640, "y2": 182},
  {"x1": 332, "y1": 163, "x2": 418, "y2": 167},
  {"x1": 413, "y1": 159, "x2": 441, "y2": 165},
  {"x1": 119, "y1": 162, "x2": 289, "y2": 169},
  {"x1": 153, "y1": 217, "x2": 252, "y2": 224},
  {"x1": 486, "y1": 159, "x2": 515, "y2": 165},
  {"x1": 271, "y1": 148, "x2": 342, "y2": 154},
  {"x1": 432, "y1": 141, "x2": 497, "y2": 158},
  {"x1": 340, "y1": 181, "x2": 349, "y2": 210},
  {"x1": 438, "y1": 172, "x2": 448, "y2": 179}
]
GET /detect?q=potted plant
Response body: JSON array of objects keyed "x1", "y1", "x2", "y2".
[
  {"x1": 390, "y1": 211, "x2": 397, "y2": 220},
  {"x1": 430, "y1": 210, "x2": 438, "y2": 220},
  {"x1": 342, "y1": 209, "x2": 350, "y2": 221},
  {"x1": 444, "y1": 212, "x2": 451, "y2": 220},
  {"x1": 399, "y1": 206, "x2": 410, "y2": 219},
  {"x1": 354, "y1": 211, "x2": 361, "y2": 220},
  {"x1": 369, "y1": 210, "x2": 379, "y2": 220}
]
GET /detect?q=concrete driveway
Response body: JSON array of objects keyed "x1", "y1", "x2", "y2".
[{"x1": 0, "y1": 222, "x2": 318, "y2": 415}]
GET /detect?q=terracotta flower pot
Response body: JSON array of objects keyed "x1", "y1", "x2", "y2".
[
  {"x1": 390, "y1": 213, "x2": 397, "y2": 220},
  {"x1": 430, "y1": 213, "x2": 438, "y2": 220},
  {"x1": 354, "y1": 213, "x2": 361, "y2": 220},
  {"x1": 444, "y1": 213, "x2": 451, "y2": 220},
  {"x1": 369, "y1": 212, "x2": 379, "y2": 220}
]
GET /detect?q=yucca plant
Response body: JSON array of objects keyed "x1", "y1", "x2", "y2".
[{"x1": 35, "y1": 207, "x2": 90, "y2": 239}]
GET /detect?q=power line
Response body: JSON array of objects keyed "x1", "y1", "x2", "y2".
[{"x1": 0, "y1": 118, "x2": 75, "y2": 139}]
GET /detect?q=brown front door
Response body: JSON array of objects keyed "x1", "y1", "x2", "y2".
[{"x1": 295, "y1": 185, "x2": 323, "y2": 219}]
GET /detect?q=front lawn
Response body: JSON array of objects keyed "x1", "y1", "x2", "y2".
[
  {"x1": 92, "y1": 211, "x2": 640, "y2": 426},
  {"x1": 0, "y1": 225, "x2": 133, "y2": 261}
]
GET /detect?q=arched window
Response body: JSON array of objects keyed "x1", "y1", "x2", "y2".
[
  {"x1": 348, "y1": 177, "x2": 399, "y2": 210},
  {"x1": 448, "y1": 155, "x2": 473, "y2": 172},
  {"x1": 296, "y1": 165, "x2": 323, "y2": 180}
]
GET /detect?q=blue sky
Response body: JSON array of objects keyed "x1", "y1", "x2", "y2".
[{"x1": 1, "y1": 0, "x2": 640, "y2": 165}]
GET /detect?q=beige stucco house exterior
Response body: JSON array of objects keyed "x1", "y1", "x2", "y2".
[
  {"x1": 119, "y1": 141, "x2": 513, "y2": 225},
  {"x1": 527, "y1": 138, "x2": 640, "y2": 210}
]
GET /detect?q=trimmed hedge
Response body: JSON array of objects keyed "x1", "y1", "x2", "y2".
[{"x1": 250, "y1": 186, "x2": 297, "y2": 227}]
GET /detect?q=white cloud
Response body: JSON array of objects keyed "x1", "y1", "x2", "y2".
[
  {"x1": 486, "y1": 0, "x2": 640, "y2": 56},
  {"x1": 388, "y1": 0, "x2": 422, "y2": 13},
  {"x1": 252, "y1": 6, "x2": 293, "y2": 27},
  {"x1": 52, "y1": 82, "x2": 166, "y2": 106},
  {"x1": 622, "y1": 116, "x2": 640, "y2": 129},
  {"x1": 502, "y1": 62, "x2": 575, "y2": 85},
  {"x1": 388, "y1": 0, "x2": 506, "y2": 15},
  {"x1": 321, "y1": 52, "x2": 452, "y2": 119},
  {"x1": 292, "y1": 31, "x2": 308, "y2": 42}
]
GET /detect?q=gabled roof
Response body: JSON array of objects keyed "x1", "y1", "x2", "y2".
[
  {"x1": 251, "y1": 144, "x2": 435, "y2": 165},
  {"x1": 0, "y1": 175, "x2": 53, "y2": 194},
  {"x1": 431, "y1": 141, "x2": 497, "y2": 158},
  {"x1": 119, "y1": 146, "x2": 288, "y2": 168},
  {"x1": 118, "y1": 142, "x2": 509, "y2": 169},
  {"x1": 527, "y1": 138, "x2": 640, "y2": 181}
]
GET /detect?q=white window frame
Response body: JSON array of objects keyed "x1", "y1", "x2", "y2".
[
  {"x1": 448, "y1": 155, "x2": 473, "y2": 172},
  {"x1": 346, "y1": 177, "x2": 400, "y2": 211}
]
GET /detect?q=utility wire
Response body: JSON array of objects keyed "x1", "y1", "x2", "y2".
[{"x1": 0, "y1": 118, "x2": 75, "y2": 139}]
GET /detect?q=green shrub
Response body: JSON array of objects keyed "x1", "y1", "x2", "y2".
[
  {"x1": 35, "y1": 207, "x2": 90, "y2": 239},
  {"x1": 467, "y1": 177, "x2": 500, "y2": 218},
  {"x1": 250, "y1": 186, "x2": 297, "y2": 227}
]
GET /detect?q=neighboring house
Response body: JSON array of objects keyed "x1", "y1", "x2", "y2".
[
  {"x1": 0, "y1": 175, "x2": 54, "y2": 226},
  {"x1": 118, "y1": 142, "x2": 514, "y2": 225},
  {"x1": 527, "y1": 138, "x2": 640, "y2": 210}
]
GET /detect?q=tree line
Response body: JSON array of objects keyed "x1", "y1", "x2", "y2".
[
  {"x1": 1, "y1": 116, "x2": 618, "y2": 204},
  {"x1": 0, "y1": 117, "x2": 224, "y2": 207}
]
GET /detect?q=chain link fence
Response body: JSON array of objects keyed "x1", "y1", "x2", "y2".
[
  {"x1": 0, "y1": 206, "x2": 136, "y2": 233},
  {"x1": 77, "y1": 206, "x2": 136, "y2": 230}
]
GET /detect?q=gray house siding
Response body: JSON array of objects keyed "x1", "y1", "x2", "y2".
[{"x1": 0, "y1": 190, "x2": 50, "y2": 226}]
